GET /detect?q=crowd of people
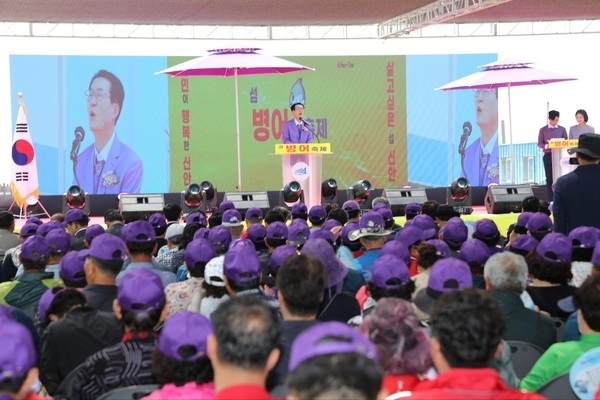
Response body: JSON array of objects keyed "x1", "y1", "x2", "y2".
[{"x1": 0, "y1": 181, "x2": 599, "y2": 399}]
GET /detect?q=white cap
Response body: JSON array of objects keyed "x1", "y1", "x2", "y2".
[
  {"x1": 204, "y1": 255, "x2": 225, "y2": 287},
  {"x1": 165, "y1": 223, "x2": 184, "y2": 240}
]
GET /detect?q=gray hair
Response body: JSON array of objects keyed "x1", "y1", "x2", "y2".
[
  {"x1": 483, "y1": 252, "x2": 528, "y2": 293},
  {"x1": 371, "y1": 197, "x2": 390, "y2": 208}
]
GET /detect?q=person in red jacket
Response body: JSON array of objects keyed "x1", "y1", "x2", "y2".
[{"x1": 409, "y1": 289, "x2": 545, "y2": 400}]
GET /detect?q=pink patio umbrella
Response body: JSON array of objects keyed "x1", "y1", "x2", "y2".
[
  {"x1": 156, "y1": 48, "x2": 314, "y2": 191},
  {"x1": 436, "y1": 59, "x2": 576, "y2": 183}
]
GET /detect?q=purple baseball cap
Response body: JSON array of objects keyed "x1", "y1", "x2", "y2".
[
  {"x1": 425, "y1": 239, "x2": 451, "y2": 258},
  {"x1": 308, "y1": 205, "x2": 327, "y2": 224},
  {"x1": 569, "y1": 226, "x2": 598, "y2": 249},
  {"x1": 288, "y1": 219, "x2": 311, "y2": 246},
  {"x1": 375, "y1": 206, "x2": 394, "y2": 225},
  {"x1": 322, "y1": 219, "x2": 342, "y2": 232},
  {"x1": 223, "y1": 240, "x2": 261, "y2": 282},
  {"x1": 405, "y1": 202, "x2": 422, "y2": 217},
  {"x1": 148, "y1": 213, "x2": 167, "y2": 230},
  {"x1": 21, "y1": 235, "x2": 50, "y2": 262},
  {"x1": 414, "y1": 258, "x2": 472, "y2": 314},
  {"x1": 536, "y1": 232, "x2": 572, "y2": 263},
  {"x1": 509, "y1": 235, "x2": 538, "y2": 254},
  {"x1": 118, "y1": 268, "x2": 166, "y2": 313},
  {"x1": 593, "y1": 242, "x2": 600, "y2": 265},
  {"x1": 348, "y1": 211, "x2": 391, "y2": 241},
  {"x1": 309, "y1": 228, "x2": 336, "y2": 245},
  {"x1": 218, "y1": 200, "x2": 236, "y2": 214},
  {"x1": 222, "y1": 209, "x2": 243, "y2": 227},
  {"x1": 410, "y1": 214, "x2": 436, "y2": 240},
  {"x1": 370, "y1": 254, "x2": 410, "y2": 289},
  {"x1": 342, "y1": 200, "x2": 360, "y2": 212},
  {"x1": 440, "y1": 217, "x2": 468, "y2": 246},
  {"x1": 36, "y1": 221, "x2": 64, "y2": 238},
  {"x1": 46, "y1": 229, "x2": 72, "y2": 255},
  {"x1": 185, "y1": 239, "x2": 217, "y2": 270},
  {"x1": 526, "y1": 212, "x2": 553, "y2": 236},
  {"x1": 159, "y1": 311, "x2": 213, "y2": 361},
  {"x1": 26, "y1": 216, "x2": 43, "y2": 226},
  {"x1": 0, "y1": 321, "x2": 36, "y2": 379},
  {"x1": 269, "y1": 245, "x2": 297, "y2": 274},
  {"x1": 185, "y1": 211, "x2": 207, "y2": 226},
  {"x1": 291, "y1": 202, "x2": 308, "y2": 216},
  {"x1": 193, "y1": 227, "x2": 210, "y2": 241},
  {"x1": 341, "y1": 221, "x2": 360, "y2": 247},
  {"x1": 79, "y1": 233, "x2": 127, "y2": 263},
  {"x1": 64, "y1": 209, "x2": 86, "y2": 225},
  {"x1": 38, "y1": 287, "x2": 66, "y2": 322},
  {"x1": 458, "y1": 239, "x2": 490, "y2": 270},
  {"x1": 247, "y1": 224, "x2": 267, "y2": 247},
  {"x1": 395, "y1": 226, "x2": 424, "y2": 247},
  {"x1": 122, "y1": 220, "x2": 156, "y2": 243},
  {"x1": 288, "y1": 321, "x2": 377, "y2": 372},
  {"x1": 0, "y1": 304, "x2": 11, "y2": 321},
  {"x1": 59, "y1": 251, "x2": 86, "y2": 284},
  {"x1": 208, "y1": 225, "x2": 232, "y2": 253},
  {"x1": 372, "y1": 202, "x2": 389, "y2": 212},
  {"x1": 380, "y1": 240, "x2": 410, "y2": 266},
  {"x1": 302, "y1": 238, "x2": 348, "y2": 288},
  {"x1": 515, "y1": 212, "x2": 534, "y2": 229},
  {"x1": 473, "y1": 219, "x2": 500, "y2": 241},
  {"x1": 245, "y1": 207, "x2": 263, "y2": 220},
  {"x1": 267, "y1": 221, "x2": 288, "y2": 241},
  {"x1": 85, "y1": 224, "x2": 105, "y2": 244},
  {"x1": 19, "y1": 222, "x2": 39, "y2": 238}
]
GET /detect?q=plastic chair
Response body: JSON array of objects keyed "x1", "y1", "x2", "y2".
[
  {"x1": 53, "y1": 362, "x2": 86, "y2": 400},
  {"x1": 96, "y1": 384, "x2": 160, "y2": 400},
  {"x1": 506, "y1": 340, "x2": 544, "y2": 379},
  {"x1": 536, "y1": 373, "x2": 577, "y2": 400},
  {"x1": 552, "y1": 317, "x2": 566, "y2": 342}
]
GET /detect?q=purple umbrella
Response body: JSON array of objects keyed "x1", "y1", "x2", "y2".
[
  {"x1": 156, "y1": 48, "x2": 314, "y2": 191},
  {"x1": 436, "y1": 59, "x2": 576, "y2": 183}
]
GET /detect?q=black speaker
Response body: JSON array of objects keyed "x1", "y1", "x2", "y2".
[
  {"x1": 484, "y1": 185, "x2": 534, "y2": 214},
  {"x1": 382, "y1": 188, "x2": 428, "y2": 216}
]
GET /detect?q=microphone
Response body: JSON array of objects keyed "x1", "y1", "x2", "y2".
[
  {"x1": 458, "y1": 121, "x2": 472, "y2": 156},
  {"x1": 70, "y1": 126, "x2": 85, "y2": 161},
  {"x1": 301, "y1": 118, "x2": 320, "y2": 143}
]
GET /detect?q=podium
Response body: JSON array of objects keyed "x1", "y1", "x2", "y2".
[
  {"x1": 274, "y1": 143, "x2": 332, "y2": 209},
  {"x1": 549, "y1": 139, "x2": 578, "y2": 182}
]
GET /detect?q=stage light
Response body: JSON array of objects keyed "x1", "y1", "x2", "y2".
[
  {"x1": 62, "y1": 185, "x2": 90, "y2": 214},
  {"x1": 447, "y1": 177, "x2": 473, "y2": 215},
  {"x1": 184, "y1": 183, "x2": 202, "y2": 208},
  {"x1": 181, "y1": 181, "x2": 218, "y2": 215},
  {"x1": 281, "y1": 181, "x2": 304, "y2": 205},
  {"x1": 321, "y1": 178, "x2": 338, "y2": 206},
  {"x1": 347, "y1": 180, "x2": 372, "y2": 206}
]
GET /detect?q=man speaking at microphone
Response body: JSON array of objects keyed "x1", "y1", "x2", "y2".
[
  {"x1": 73, "y1": 70, "x2": 143, "y2": 194},
  {"x1": 460, "y1": 88, "x2": 499, "y2": 187},
  {"x1": 282, "y1": 102, "x2": 314, "y2": 144}
]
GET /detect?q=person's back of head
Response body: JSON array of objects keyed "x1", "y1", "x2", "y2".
[
  {"x1": 573, "y1": 274, "x2": 600, "y2": 332},
  {"x1": 81, "y1": 233, "x2": 127, "y2": 283},
  {"x1": 430, "y1": 288, "x2": 505, "y2": 370},
  {"x1": 0, "y1": 320, "x2": 38, "y2": 400},
  {"x1": 163, "y1": 203, "x2": 182, "y2": 223},
  {"x1": 208, "y1": 211, "x2": 222, "y2": 228},
  {"x1": 421, "y1": 200, "x2": 439, "y2": 218},
  {"x1": 326, "y1": 208, "x2": 349, "y2": 226},
  {"x1": 116, "y1": 268, "x2": 166, "y2": 332},
  {"x1": 483, "y1": 252, "x2": 527, "y2": 294},
  {"x1": 0, "y1": 210, "x2": 15, "y2": 230},
  {"x1": 271, "y1": 206, "x2": 291, "y2": 223},
  {"x1": 264, "y1": 209, "x2": 285, "y2": 226},
  {"x1": 521, "y1": 196, "x2": 540, "y2": 213},
  {"x1": 276, "y1": 254, "x2": 326, "y2": 319},
  {"x1": 104, "y1": 209, "x2": 124, "y2": 226}
]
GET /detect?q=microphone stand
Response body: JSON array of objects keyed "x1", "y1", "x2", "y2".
[
  {"x1": 70, "y1": 140, "x2": 81, "y2": 188},
  {"x1": 458, "y1": 133, "x2": 468, "y2": 179}
]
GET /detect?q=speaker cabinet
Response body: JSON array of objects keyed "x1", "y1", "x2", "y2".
[
  {"x1": 119, "y1": 194, "x2": 165, "y2": 223},
  {"x1": 223, "y1": 191, "x2": 271, "y2": 217},
  {"x1": 484, "y1": 185, "x2": 534, "y2": 214},
  {"x1": 383, "y1": 188, "x2": 428, "y2": 217}
]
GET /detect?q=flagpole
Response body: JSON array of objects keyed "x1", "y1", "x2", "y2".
[{"x1": 18, "y1": 92, "x2": 27, "y2": 117}]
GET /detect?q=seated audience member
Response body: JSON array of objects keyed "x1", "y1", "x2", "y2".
[
  {"x1": 506, "y1": 234, "x2": 538, "y2": 258},
  {"x1": 381, "y1": 240, "x2": 411, "y2": 266},
  {"x1": 432, "y1": 204, "x2": 460, "y2": 229},
  {"x1": 64, "y1": 209, "x2": 90, "y2": 250},
  {"x1": 360, "y1": 298, "x2": 432, "y2": 393},
  {"x1": 0, "y1": 320, "x2": 52, "y2": 400},
  {"x1": 72, "y1": 269, "x2": 167, "y2": 399},
  {"x1": 373, "y1": 203, "x2": 401, "y2": 239},
  {"x1": 472, "y1": 218, "x2": 503, "y2": 255},
  {"x1": 164, "y1": 238, "x2": 216, "y2": 316},
  {"x1": 484, "y1": 252, "x2": 556, "y2": 350},
  {"x1": 243, "y1": 207, "x2": 264, "y2": 232},
  {"x1": 218, "y1": 201, "x2": 235, "y2": 215},
  {"x1": 505, "y1": 212, "x2": 534, "y2": 248},
  {"x1": 247, "y1": 224, "x2": 271, "y2": 285},
  {"x1": 410, "y1": 289, "x2": 544, "y2": 399},
  {"x1": 438, "y1": 216, "x2": 468, "y2": 254},
  {"x1": 144, "y1": 312, "x2": 215, "y2": 399},
  {"x1": 268, "y1": 245, "x2": 297, "y2": 281},
  {"x1": 208, "y1": 225, "x2": 233, "y2": 256},
  {"x1": 362, "y1": 254, "x2": 415, "y2": 315},
  {"x1": 222, "y1": 209, "x2": 244, "y2": 240},
  {"x1": 50, "y1": 213, "x2": 64, "y2": 222},
  {"x1": 34, "y1": 221, "x2": 63, "y2": 238},
  {"x1": 192, "y1": 255, "x2": 229, "y2": 318},
  {"x1": 336, "y1": 221, "x2": 363, "y2": 272},
  {"x1": 408, "y1": 214, "x2": 437, "y2": 241},
  {"x1": 267, "y1": 254, "x2": 325, "y2": 390},
  {"x1": 40, "y1": 288, "x2": 123, "y2": 395},
  {"x1": 264, "y1": 209, "x2": 286, "y2": 227},
  {"x1": 207, "y1": 211, "x2": 222, "y2": 228},
  {"x1": 0, "y1": 210, "x2": 18, "y2": 259},
  {"x1": 420, "y1": 200, "x2": 439, "y2": 219},
  {"x1": 272, "y1": 206, "x2": 291, "y2": 223},
  {"x1": 287, "y1": 321, "x2": 384, "y2": 400},
  {"x1": 287, "y1": 219, "x2": 310, "y2": 250},
  {"x1": 116, "y1": 220, "x2": 177, "y2": 287},
  {"x1": 371, "y1": 196, "x2": 391, "y2": 210},
  {"x1": 459, "y1": 239, "x2": 490, "y2": 288},
  {"x1": 405, "y1": 202, "x2": 422, "y2": 221},
  {"x1": 397, "y1": 226, "x2": 424, "y2": 277},
  {"x1": 148, "y1": 213, "x2": 168, "y2": 256},
  {"x1": 163, "y1": 203, "x2": 182, "y2": 225},
  {"x1": 525, "y1": 232, "x2": 575, "y2": 319},
  {"x1": 193, "y1": 227, "x2": 210, "y2": 241},
  {"x1": 350, "y1": 211, "x2": 392, "y2": 280},
  {"x1": 327, "y1": 207, "x2": 349, "y2": 227},
  {"x1": 425, "y1": 239, "x2": 451, "y2": 259},
  {"x1": 538, "y1": 200, "x2": 551, "y2": 216},
  {"x1": 185, "y1": 211, "x2": 207, "y2": 227},
  {"x1": 30, "y1": 229, "x2": 71, "y2": 279},
  {"x1": 104, "y1": 209, "x2": 125, "y2": 237},
  {"x1": 171, "y1": 222, "x2": 206, "y2": 278},
  {"x1": 411, "y1": 242, "x2": 447, "y2": 297},
  {"x1": 526, "y1": 212, "x2": 553, "y2": 242},
  {"x1": 208, "y1": 296, "x2": 282, "y2": 399},
  {"x1": 59, "y1": 251, "x2": 87, "y2": 288},
  {"x1": 1, "y1": 222, "x2": 38, "y2": 282},
  {"x1": 308, "y1": 205, "x2": 327, "y2": 231},
  {"x1": 309, "y1": 227, "x2": 336, "y2": 249},
  {"x1": 265, "y1": 221, "x2": 289, "y2": 253},
  {"x1": 83, "y1": 224, "x2": 104, "y2": 248},
  {"x1": 520, "y1": 274, "x2": 600, "y2": 392},
  {"x1": 156, "y1": 223, "x2": 183, "y2": 261},
  {"x1": 413, "y1": 258, "x2": 472, "y2": 321},
  {"x1": 290, "y1": 203, "x2": 308, "y2": 221},
  {"x1": 569, "y1": 226, "x2": 597, "y2": 287},
  {"x1": 81, "y1": 234, "x2": 127, "y2": 313},
  {"x1": 0, "y1": 236, "x2": 61, "y2": 318}
]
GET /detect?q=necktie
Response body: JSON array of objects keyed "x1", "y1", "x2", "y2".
[
  {"x1": 297, "y1": 124, "x2": 303, "y2": 143},
  {"x1": 93, "y1": 157, "x2": 105, "y2": 190},
  {"x1": 480, "y1": 151, "x2": 490, "y2": 184}
]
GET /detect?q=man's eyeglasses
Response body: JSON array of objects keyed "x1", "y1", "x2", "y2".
[
  {"x1": 85, "y1": 90, "x2": 111, "y2": 103},
  {"x1": 473, "y1": 89, "x2": 496, "y2": 99}
]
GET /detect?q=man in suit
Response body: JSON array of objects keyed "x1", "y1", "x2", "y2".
[
  {"x1": 461, "y1": 89, "x2": 499, "y2": 187},
  {"x1": 74, "y1": 70, "x2": 143, "y2": 194},
  {"x1": 538, "y1": 110, "x2": 568, "y2": 201},
  {"x1": 282, "y1": 103, "x2": 314, "y2": 144},
  {"x1": 553, "y1": 134, "x2": 600, "y2": 234}
]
